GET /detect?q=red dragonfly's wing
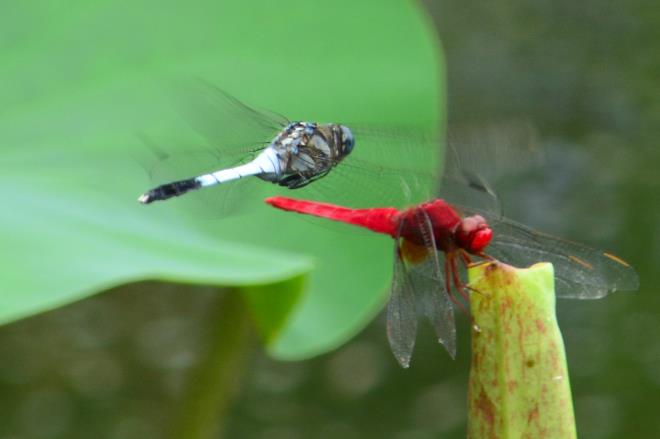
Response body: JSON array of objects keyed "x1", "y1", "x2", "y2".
[
  {"x1": 459, "y1": 207, "x2": 639, "y2": 299},
  {"x1": 387, "y1": 211, "x2": 456, "y2": 368},
  {"x1": 387, "y1": 234, "x2": 418, "y2": 369}
]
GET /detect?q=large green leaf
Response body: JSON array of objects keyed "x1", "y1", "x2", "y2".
[{"x1": 0, "y1": 0, "x2": 443, "y2": 359}]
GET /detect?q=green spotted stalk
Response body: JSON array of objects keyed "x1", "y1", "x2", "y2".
[{"x1": 467, "y1": 262, "x2": 577, "y2": 439}]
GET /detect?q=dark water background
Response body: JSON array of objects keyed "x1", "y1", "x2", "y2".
[{"x1": 1, "y1": 1, "x2": 658, "y2": 438}]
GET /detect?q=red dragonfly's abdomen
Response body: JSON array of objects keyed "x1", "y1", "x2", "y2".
[{"x1": 265, "y1": 197, "x2": 400, "y2": 236}]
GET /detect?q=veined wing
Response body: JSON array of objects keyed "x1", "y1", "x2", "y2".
[
  {"x1": 458, "y1": 207, "x2": 639, "y2": 299},
  {"x1": 293, "y1": 125, "x2": 443, "y2": 209},
  {"x1": 298, "y1": 156, "x2": 440, "y2": 210},
  {"x1": 174, "y1": 79, "x2": 289, "y2": 151},
  {"x1": 387, "y1": 211, "x2": 457, "y2": 368},
  {"x1": 138, "y1": 133, "x2": 262, "y2": 218},
  {"x1": 317, "y1": 124, "x2": 509, "y2": 212},
  {"x1": 388, "y1": 231, "x2": 419, "y2": 369},
  {"x1": 145, "y1": 81, "x2": 289, "y2": 183},
  {"x1": 408, "y1": 209, "x2": 456, "y2": 358},
  {"x1": 139, "y1": 82, "x2": 289, "y2": 216},
  {"x1": 440, "y1": 120, "x2": 542, "y2": 217}
]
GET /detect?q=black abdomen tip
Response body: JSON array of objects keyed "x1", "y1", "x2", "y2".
[{"x1": 138, "y1": 179, "x2": 201, "y2": 204}]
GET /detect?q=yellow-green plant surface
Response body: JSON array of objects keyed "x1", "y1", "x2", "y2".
[{"x1": 468, "y1": 262, "x2": 577, "y2": 439}]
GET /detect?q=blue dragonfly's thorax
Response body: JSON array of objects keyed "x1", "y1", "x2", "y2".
[{"x1": 261, "y1": 121, "x2": 355, "y2": 189}]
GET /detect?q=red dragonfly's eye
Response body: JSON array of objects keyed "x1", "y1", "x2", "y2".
[
  {"x1": 469, "y1": 227, "x2": 493, "y2": 253},
  {"x1": 455, "y1": 215, "x2": 492, "y2": 254}
]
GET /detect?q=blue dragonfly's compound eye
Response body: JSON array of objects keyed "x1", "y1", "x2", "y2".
[{"x1": 340, "y1": 125, "x2": 355, "y2": 153}]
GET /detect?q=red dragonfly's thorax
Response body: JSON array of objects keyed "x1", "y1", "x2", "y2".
[
  {"x1": 397, "y1": 200, "x2": 460, "y2": 251},
  {"x1": 397, "y1": 200, "x2": 493, "y2": 255}
]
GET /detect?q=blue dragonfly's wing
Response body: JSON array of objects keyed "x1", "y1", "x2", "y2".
[
  {"x1": 148, "y1": 80, "x2": 289, "y2": 180},
  {"x1": 295, "y1": 125, "x2": 442, "y2": 209},
  {"x1": 138, "y1": 82, "x2": 289, "y2": 217},
  {"x1": 174, "y1": 79, "x2": 289, "y2": 152},
  {"x1": 293, "y1": 123, "x2": 532, "y2": 213},
  {"x1": 137, "y1": 133, "x2": 262, "y2": 218},
  {"x1": 441, "y1": 120, "x2": 542, "y2": 217}
]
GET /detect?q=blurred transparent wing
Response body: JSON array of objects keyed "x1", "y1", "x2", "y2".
[
  {"x1": 440, "y1": 120, "x2": 542, "y2": 216},
  {"x1": 459, "y1": 207, "x2": 639, "y2": 299},
  {"x1": 136, "y1": 82, "x2": 290, "y2": 216},
  {"x1": 409, "y1": 210, "x2": 456, "y2": 358},
  {"x1": 137, "y1": 133, "x2": 261, "y2": 218},
  {"x1": 300, "y1": 157, "x2": 439, "y2": 209},
  {"x1": 174, "y1": 79, "x2": 289, "y2": 151},
  {"x1": 138, "y1": 132, "x2": 241, "y2": 181},
  {"x1": 295, "y1": 125, "x2": 442, "y2": 209},
  {"x1": 321, "y1": 123, "x2": 533, "y2": 214},
  {"x1": 388, "y1": 229, "x2": 418, "y2": 369},
  {"x1": 438, "y1": 165, "x2": 502, "y2": 216},
  {"x1": 444, "y1": 120, "x2": 541, "y2": 181},
  {"x1": 144, "y1": 81, "x2": 288, "y2": 182}
]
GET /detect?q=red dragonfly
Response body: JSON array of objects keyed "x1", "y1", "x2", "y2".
[{"x1": 265, "y1": 196, "x2": 639, "y2": 368}]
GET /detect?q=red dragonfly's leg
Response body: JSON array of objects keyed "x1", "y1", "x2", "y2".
[
  {"x1": 464, "y1": 283, "x2": 488, "y2": 297},
  {"x1": 453, "y1": 254, "x2": 492, "y2": 300},
  {"x1": 460, "y1": 250, "x2": 472, "y2": 266},
  {"x1": 444, "y1": 254, "x2": 469, "y2": 315},
  {"x1": 458, "y1": 250, "x2": 489, "y2": 297},
  {"x1": 450, "y1": 256, "x2": 471, "y2": 303},
  {"x1": 476, "y1": 251, "x2": 495, "y2": 261}
]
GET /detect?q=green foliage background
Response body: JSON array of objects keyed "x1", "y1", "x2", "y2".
[
  {"x1": 1, "y1": 0, "x2": 441, "y2": 358},
  {"x1": 2, "y1": 0, "x2": 659, "y2": 438}
]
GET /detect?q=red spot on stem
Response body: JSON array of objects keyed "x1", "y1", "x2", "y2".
[
  {"x1": 475, "y1": 389, "x2": 495, "y2": 428},
  {"x1": 535, "y1": 319, "x2": 547, "y2": 334}
]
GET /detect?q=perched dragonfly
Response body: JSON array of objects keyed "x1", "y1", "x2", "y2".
[
  {"x1": 136, "y1": 82, "x2": 436, "y2": 209},
  {"x1": 265, "y1": 196, "x2": 639, "y2": 368}
]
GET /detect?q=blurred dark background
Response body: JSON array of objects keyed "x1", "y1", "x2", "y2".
[{"x1": 1, "y1": 1, "x2": 658, "y2": 438}]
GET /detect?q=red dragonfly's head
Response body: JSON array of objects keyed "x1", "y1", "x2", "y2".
[{"x1": 454, "y1": 215, "x2": 492, "y2": 254}]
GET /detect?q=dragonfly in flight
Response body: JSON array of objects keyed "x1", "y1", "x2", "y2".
[
  {"x1": 266, "y1": 195, "x2": 639, "y2": 368},
  {"x1": 136, "y1": 82, "x2": 436, "y2": 210},
  {"x1": 138, "y1": 85, "x2": 355, "y2": 204}
]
